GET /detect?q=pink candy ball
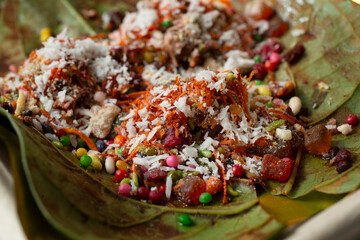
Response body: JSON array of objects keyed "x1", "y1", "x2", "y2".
[
  {"x1": 269, "y1": 52, "x2": 281, "y2": 65},
  {"x1": 166, "y1": 155, "x2": 180, "y2": 168},
  {"x1": 94, "y1": 91, "x2": 106, "y2": 102},
  {"x1": 9, "y1": 64, "x2": 18, "y2": 73}
]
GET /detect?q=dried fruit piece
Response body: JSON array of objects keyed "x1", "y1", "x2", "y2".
[
  {"x1": 163, "y1": 127, "x2": 182, "y2": 148},
  {"x1": 253, "y1": 63, "x2": 267, "y2": 80},
  {"x1": 174, "y1": 175, "x2": 206, "y2": 206},
  {"x1": 334, "y1": 148, "x2": 351, "y2": 163},
  {"x1": 266, "y1": 17, "x2": 288, "y2": 37},
  {"x1": 258, "y1": 40, "x2": 282, "y2": 62},
  {"x1": 206, "y1": 177, "x2": 223, "y2": 195},
  {"x1": 336, "y1": 161, "x2": 352, "y2": 173},
  {"x1": 304, "y1": 124, "x2": 332, "y2": 155},
  {"x1": 261, "y1": 154, "x2": 293, "y2": 182},
  {"x1": 282, "y1": 44, "x2": 305, "y2": 64},
  {"x1": 245, "y1": 0, "x2": 274, "y2": 20},
  {"x1": 145, "y1": 169, "x2": 167, "y2": 181}
]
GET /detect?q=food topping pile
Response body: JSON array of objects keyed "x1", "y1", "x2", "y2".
[{"x1": 0, "y1": 0, "x2": 358, "y2": 207}]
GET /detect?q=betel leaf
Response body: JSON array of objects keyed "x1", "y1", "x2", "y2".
[
  {"x1": 316, "y1": 85, "x2": 360, "y2": 194},
  {"x1": 17, "y1": 0, "x2": 97, "y2": 55},
  {"x1": 0, "y1": 126, "x2": 66, "y2": 239},
  {"x1": 236, "y1": 219, "x2": 284, "y2": 240},
  {"x1": 287, "y1": 136, "x2": 360, "y2": 199},
  {"x1": 0, "y1": 108, "x2": 265, "y2": 239},
  {"x1": 0, "y1": 0, "x2": 135, "y2": 74},
  {"x1": 284, "y1": 84, "x2": 360, "y2": 198},
  {"x1": 264, "y1": 0, "x2": 360, "y2": 198},
  {"x1": 284, "y1": 0, "x2": 360, "y2": 124},
  {"x1": 263, "y1": 75, "x2": 360, "y2": 199},
  {"x1": 69, "y1": 0, "x2": 136, "y2": 32},
  {"x1": 259, "y1": 191, "x2": 345, "y2": 225},
  {"x1": 0, "y1": 125, "x2": 213, "y2": 240},
  {"x1": 0, "y1": 0, "x2": 96, "y2": 73},
  {"x1": 0, "y1": 1, "x2": 26, "y2": 75},
  {"x1": 1, "y1": 0, "x2": 360, "y2": 239}
]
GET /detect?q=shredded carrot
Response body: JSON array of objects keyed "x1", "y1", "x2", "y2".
[
  {"x1": 173, "y1": 182, "x2": 183, "y2": 191},
  {"x1": 11, "y1": 101, "x2": 17, "y2": 109},
  {"x1": 246, "y1": 154, "x2": 263, "y2": 160},
  {"x1": 246, "y1": 70, "x2": 255, "y2": 82},
  {"x1": 62, "y1": 128, "x2": 98, "y2": 151},
  {"x1": 216, "y1": 161, "x2": 227, "y2": 205},
  {"x1": 220, "y1": 139, "x2": 234, "y2": 145},
  {"x1": 116, "y1": 100, "x2": 134, "y2": 105},
  {"x1": 232, "y1": 154, "x2": 246, "y2": 165},
  {"x1": 132, "y1": 162, "x2": 136, "y2": 173},
  {"x1": 269, "y1": 109, "x2": 305, "y2": 126},
  {"x1": 124, "y1": 144, "x2": 140, "y2": 162},
  {"x1": 39, "y1": 109, "x2": 51, "y2": 120}
]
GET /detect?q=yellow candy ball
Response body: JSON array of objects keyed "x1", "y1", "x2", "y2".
[
  {"x1": 88, "y1": 153, "x2": 102, "y2": 171},
  {"x1": 116, "y1": 160, "x2": 130, "y2": 170},
  {"x1": 40, "y1": 28, "x2": 51, "y2": 42},
  {"x1": 76, "y1": 148, "x2": 87, "y2": 158},
  {"x1": 258, "y1": 86, "x2": 271, "y2": 96}
]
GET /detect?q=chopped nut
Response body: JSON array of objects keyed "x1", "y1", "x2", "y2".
[
  {"x1": 15, "y1": 91, "x2": 26, "y2": 116},
  {"x1": 294, "y1": 123, "x2": 305, "y2": 133},
  {"x1": 288, "y1": 96, "x2": 302, "y2": 115},
  {"x1": 275, "y1": 128, "x2": 292, "y2": 140},
  {"x1": 90, "y1": 105, "x2": 121, "y2": 138},
  {"x1": 337, "y1": 124, "x2": 352, "y2": 135}
]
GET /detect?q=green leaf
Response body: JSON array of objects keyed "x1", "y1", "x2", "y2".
[
  {"x1": 0, "y1": 108, "x2": 260, "y2": 239},
  {"x1": 259, "y1": 191, "x2": 344, "y2": 225},
  {"x1": 287, "y1": 85, "x2": 360, "y2": 198},
  {"x1": 288, "y1": 142, "x2": 360, "y2": 199},
  {"x1": 0, "y1": 1, "x2": 26, "y2": 75},
  {"x1": 268, "y1": 0, "x2": 360, "y2": 199},
  {"x1": 236, "y1": 219, "x2": 284, "y2": 240},
  {"x1": 315, "y1": 85, "x2": 360, "y2": 194},
  {"x1": 187, "y1": 205, "x2": 278, "y2": 240},
  {"x1": 0, "y1": 126, "x2": 67, "y2": 240},
  {"x1": 17, "y1": 0, "x2": 97, "y2": 55},
  {"x1": 288, "y1": 0, "x2": 360, "y2": 124},
  {"x1": 1, "y1": 0, "x2": 360, "y2": 238}
]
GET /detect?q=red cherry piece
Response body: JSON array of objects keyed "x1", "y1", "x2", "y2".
[
  {"x1": 146, "y1": 169, "x2": 167, "y2": 181},
  {"x1": 264, "y1": 60, "x2": 277, "y2": 71},
  {"x1": 163, "y1": 127, "x2": 182, "y2": 148},
  {"x1": 118, "y1": 183, "x2": 131, "y2": 197},
  {"x1": 55, "y1": 129, "x2": 66, "y2": 138},
  {"x1": 346, "y1": 114, "x2": 358, "y2": 126},
  {"x1": 253, "y1": 63, "x2": 267, "y2": 80},
  {"x1": 261, "y1": 154, "x2": 293, "y2": 182},
  {"x1": 158, "y1": 183, "x2": 166, "y2": 194},
  {"x1": 232, "y1": 164, "x2": 245, "y2": 177},
  {"x1": 137, "y1": 186, "x2": 150, "y2": 200},
  {"x1": 115, "y1": 169, "x2": 129, "y2": 183},
  {"x1": 149, "y1": 190, "x2": 164, "y2": 204}
]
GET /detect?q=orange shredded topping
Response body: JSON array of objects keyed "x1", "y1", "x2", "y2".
[{"x1": 62, "y1": 128, "x2": 98, "y2": 151}]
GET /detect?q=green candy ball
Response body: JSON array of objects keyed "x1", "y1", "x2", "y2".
[
  {"x1": 80, "y1": 155, "x2": 92, "y2": 168},
  {"x1": 199, "y1": 192, "x2": 212, "y2": 204},
  {"x1": 178, "y1": 214, "x2": 193, "y2": 226}
]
